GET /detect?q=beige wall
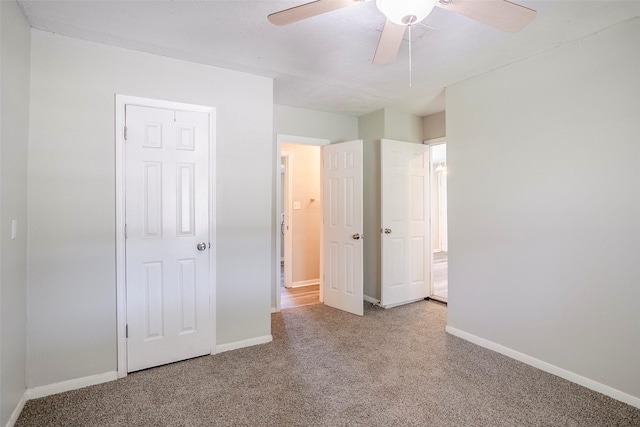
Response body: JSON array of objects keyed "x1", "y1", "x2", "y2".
[
  {"x1": 447, "y1": 17, "x2": 640, "y2": 403},
  {"x1": 282, "y1": 143, "x2": 321, "y2": 285},
  {"x1": 423, "y1": 111, "x2": 446, "y2": 141},
  {"x1": 431, "y1": 166, "x2": 440, "y2": 252},
  {"x1": 0, "y1": 1, "x2": 30, "y2": 424}
]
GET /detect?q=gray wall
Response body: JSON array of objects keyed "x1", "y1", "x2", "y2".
[
  {"x1": 0, "y1": 1, "x2": 30, "y2": 424},
  {"x1": 384, "y1": 109, "x2": 424, "y2": 143},
  {"x1": 27, "y1": 31, "x2": 273, "y2": 388},
  {"x1": 274, "y1": 104, "x2": 358, "y2": 143},
  {"x1": 423, "y1": 112, "x2": 446, "y2": 141},
  {"x1": 447, "y1": 18, "x2": 640, "y2": 401},
  {"x1": 358, "y1": 110, "x2": 384, "y2": 300}
]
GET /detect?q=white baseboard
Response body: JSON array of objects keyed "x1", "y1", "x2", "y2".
[
  {"x1": 216, "y1": 335, "x2": 273, "y2": 354},
  {"x1": 363, "y1": 295, "x2": 380, "y2": 305},
  {"x1": 25, "y1": 371, "x2": 118, "y2": 400},
  {"x1": 290, "y1": 278, "x2": 319, "y2": 288},
  {"x1": 380, "y1": 297, "x2": 424, "y2": 309},
  {"x1": 5, "y1": 392, "x2": 27, "y2": 427},
  {"x1": 445, "y1": 326, "x2": 640, "y2": 409},
  {"x1": 271, "y1": 306, "x2": 277, "y2": 313}
]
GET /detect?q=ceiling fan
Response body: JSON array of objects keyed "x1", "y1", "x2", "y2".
[{"x1": 268, "y1": 0, "x2": 537, "y2": 65}]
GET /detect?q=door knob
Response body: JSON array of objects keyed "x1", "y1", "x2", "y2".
[
  {"x1": 196, "y1": 242, "x2": 207, "y2": 251},
  {"x1": 383, "y1": 228, "x2": 392, "y2": 234},
  {"x1": 352, "y1": 233, "x2": 361, "y2": 240}
]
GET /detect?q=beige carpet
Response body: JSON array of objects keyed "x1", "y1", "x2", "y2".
[{"x1": 17, "y1": 301, "x2": 639, "y2": 426}]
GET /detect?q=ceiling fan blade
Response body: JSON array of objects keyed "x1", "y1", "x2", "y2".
[
  {"x1": 435, "y1": 0, "x2": 536, "y2": 33},
  {"x1": 373, "y1": 20, "x2": 406, "y2": 65},
  {"x1": 268, "y1": 0, "x2": 361, "y2": 26}
]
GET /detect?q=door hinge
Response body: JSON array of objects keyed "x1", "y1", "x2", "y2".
[
  {"x1": 124, "y1": 126, "x2": 128, "y2": 141},
  {"x1": 126, "y1": 324, "x2": 129, "y2": 338},
  {"x1": 125, "y1": 224, "x2": 128, "y2": 239}
]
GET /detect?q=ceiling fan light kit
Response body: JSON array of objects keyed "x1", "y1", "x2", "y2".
[{"x1": 375, "y1": 0, "x2": 438, "y2": 26}]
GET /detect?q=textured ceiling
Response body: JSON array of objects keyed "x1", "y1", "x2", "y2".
[{"x1": 18, "y1": 1, "x2": 640, "y2": 116}]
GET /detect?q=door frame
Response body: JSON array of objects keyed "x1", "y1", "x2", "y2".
[
  {"x1": 281, "y1": 151, "x2": 293, "y2": 288},
  {"x1": 425, "y1": 137, "x2": 446, "y2": 301},
  {"x1": 115, "y1": 94, "x2": 217, "y2": 378},
  {"x1": 273, "y1": 134, "x2": 329, "y2": 312}
]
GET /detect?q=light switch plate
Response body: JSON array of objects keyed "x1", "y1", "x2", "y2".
[{"x1": 293, "y1": 201, "x2": 301, "y2": 210}]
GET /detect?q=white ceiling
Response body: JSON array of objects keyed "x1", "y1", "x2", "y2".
[{"x1": 18, "y1": 1, "x2": 640, "y2": 117}]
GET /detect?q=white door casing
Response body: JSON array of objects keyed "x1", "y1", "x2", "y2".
[
  {"x1": 381, "y1": 139, "x2": 431, "y2": 308},
  {"x1": 125, "y1": 105, "x2": 212, "y2": 372},
  {"x1": 322, "y1": 140, "x2": 364, "y2": 316},
  {"x1": 281, "y1": 152, "x2": 293, "y2": 288}
]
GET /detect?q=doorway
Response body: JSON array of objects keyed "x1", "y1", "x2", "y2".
[
  {"x1": 429, "y1": 141, "x2": 448, "y2": 302},
  {"x1": 274, "y1": 135, "x2": 329, "y2": 312},
  {"x1": 280, "y1": 144, "x2": 321, "y2": 309},
  {"x1": 274, "y1": 136, "x2": 364, "y2": 315}
]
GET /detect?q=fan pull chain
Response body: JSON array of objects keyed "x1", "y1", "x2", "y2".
[{"x1": 408, "y1": 23, "x2": 413, "y2": 87}]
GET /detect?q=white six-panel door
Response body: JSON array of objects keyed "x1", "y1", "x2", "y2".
[
  {"x1": 381, "y1": 139, "x2": 430, "y2": 308},
  {"x1": 125, "y1": 105, "x2": 211, "y2": 372},
  {"x1": 322, "y1": 140, "x2": 364, "y2": 316}
]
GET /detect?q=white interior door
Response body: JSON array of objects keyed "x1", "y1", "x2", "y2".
[
  {"x1": 322, "y1": 140, "x2": 364, "y2": 316},
  {"x1": 381, "y1": 139, "x2": 430, "y2": 308},
  {"x1": 125, "y1": 105, "x2": 211, "y2": 372}
]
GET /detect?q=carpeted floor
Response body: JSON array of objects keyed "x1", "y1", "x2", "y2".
[{"x1": 17, "y1": 301, "x2": 640, "y2": 426}]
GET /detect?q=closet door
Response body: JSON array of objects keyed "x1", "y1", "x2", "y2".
[{"x1": 380, "y1": 139, "x2": 430, "y2": 307}]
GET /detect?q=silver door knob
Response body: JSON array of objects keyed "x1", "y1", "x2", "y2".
[
  {"x1": 383, "y1": 228, "x2": 392, "y2": 234},
  {"x1": 196, "y1": 242, "x2": 207, "y2": 251},
  {"x1": 352, "y1": 233, "x2": 361, "y2": 240}
]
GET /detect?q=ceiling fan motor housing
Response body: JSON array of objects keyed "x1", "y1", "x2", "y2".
[{"x1": 375, "y1": 0, "x2": 438, "y2": 25}]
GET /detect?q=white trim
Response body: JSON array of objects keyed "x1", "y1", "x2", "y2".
[
  {"x1": 424, "y1": 136, "x2": 446, "y2": 145},
  {"x1": 25, "y1": 371, "x2": 118, "y2": 400},
  {"x1": 445, "y1": 326, "x2": 640, "y2": 409},
  {"x1": 282, "y1": 151, "x2": 293, "y2": 290},
  {"x1": 5, "y1": 393, "x2": 27, "y2": 427},
  {"x1": 363, "y1": 295, "x2": 381, "y2": 305},
  {"x1": 215, "y1": 335, "x2": 273, "y2": 354},
  {"x1": 115, "y1": 95, "x2": 217, "y2": 377},
  {"x1": 380, "y1": 297, "x2": 425, "y2": 309},
  {"x1": 278, "y1": 134, "x2": 330, "y2": 147},
  {"x1": 274, "y1": 134, "x2": 330, "y2": 314},
  {"x1": 290, "y1": 278, "x2": 320, "y2": 288}
]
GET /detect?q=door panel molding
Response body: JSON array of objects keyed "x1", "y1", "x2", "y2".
[{"x1": 115, "y1": 95, "x2": 216, "y2": 378}]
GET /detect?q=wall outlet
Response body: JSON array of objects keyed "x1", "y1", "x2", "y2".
[{"x1": 293, "y1": 201, "x2": 301, "y2": 210}]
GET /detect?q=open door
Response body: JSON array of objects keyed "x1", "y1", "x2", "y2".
[
  {"x1": 322, "y1": 140, "x2": 364, "y2": 315},
  {"x1": 380, "y1": 139, "x2": 430, "y2": 308}
]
